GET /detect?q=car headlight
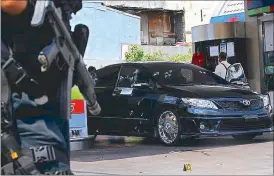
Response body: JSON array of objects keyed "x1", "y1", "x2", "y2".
[
  {"x1": 181, "y1": 98, "x2": 218, "y2": 109},
  {"x1": 260, "y1": 94, "x2": 270, "y2": 107},
  {"x1": 260, "y1": 94, "x2": 273, "y2": 113}
]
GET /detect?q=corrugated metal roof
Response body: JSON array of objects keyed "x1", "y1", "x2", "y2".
[
  {"x1": 103, "y1": 1, "x2": 186, "y2": 11},
  {"x1": 213, "y1": 1, "x2": 244, "y2": 17}
]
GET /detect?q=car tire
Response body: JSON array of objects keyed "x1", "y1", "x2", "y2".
[
  {"x1": 90, "y1": 134, "x2": 98, "y2": 143},
  {"x1": 232, "y1": 134, "x2": 257, "y2": 141},
  {"x1": 156, "y1": 109, "x2": 181, "y2": 146}
]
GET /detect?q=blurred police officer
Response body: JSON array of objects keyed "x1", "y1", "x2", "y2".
[{"x1": 1, "y1": 0, "x2": 82, "y2": 174}]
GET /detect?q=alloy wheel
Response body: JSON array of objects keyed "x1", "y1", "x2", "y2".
[{"x1": 158, "y1": 111, "x2": 179, "y2": 145}]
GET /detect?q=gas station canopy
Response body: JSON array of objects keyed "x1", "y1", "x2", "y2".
[
  {"x1": 210, "y1": 1, "x2": 245, "y2": 24},
  {"x1": 191, "y1": 22, "x2": 245, "y2": 43}
]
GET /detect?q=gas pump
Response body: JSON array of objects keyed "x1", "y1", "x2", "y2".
[
  {"x1": 191, "y1": 22, "x2": 248, "y2": 75},
  {"x1": 264, "y1": 51, "x2": 274, "y2": 90}
]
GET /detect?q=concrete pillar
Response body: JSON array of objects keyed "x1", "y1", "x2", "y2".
[
  {"x1": 140, "y1": 13, "x2": 149, "y2": 44},
  {"x1": 244, "y1": 1, "x2": 265, "y2": 93},
  {"x1": 182, "y1": 12, "x2": 186, "y2": 42},
  {"x1": 174, "y1": 12, "x2": 185, "y2": 42}
]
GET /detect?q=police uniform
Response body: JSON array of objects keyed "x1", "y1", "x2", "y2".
[{"x1": 1, "y1": 1, "x2": 73, "y2": 174}]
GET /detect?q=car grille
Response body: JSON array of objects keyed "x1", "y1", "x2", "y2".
[
  {"x1": 215, "y1": 99, "x2": 264, "y2": 111},
  {"x1": 219, "y1": 118, "x2": 272, "y2": 131}
]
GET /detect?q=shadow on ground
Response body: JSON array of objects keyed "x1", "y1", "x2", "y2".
[{"x1": 70, "y1": 133, "x2": 273, "y2": 163}]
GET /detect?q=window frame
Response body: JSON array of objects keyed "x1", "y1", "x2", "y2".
[
  {"x1": 95, "y1": 65, "x2": 122, "y2": 88},
  {"x1": 144, "y1": 63, "x2": 229, "y2": 86},
  {"x1": 116, "y1": 64, "x2": 154, "y2": 89}
]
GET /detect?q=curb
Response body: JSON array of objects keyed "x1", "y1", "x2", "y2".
[{"x1": 95, "y1": 136, "x2": 144, "y2": 144}]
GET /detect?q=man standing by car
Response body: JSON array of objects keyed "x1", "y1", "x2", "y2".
[
  {"x1": 88, "y1": 66, "x2": 97, "y2": 79},
  {"x1": 214, "y1": 52, "x2": 231, "y2": 79}
]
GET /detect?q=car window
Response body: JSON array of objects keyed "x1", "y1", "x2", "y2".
[
  {"x1": 180, "y1": 68, "x2": 193, "y2": 83},
  {"x1": 117, "y1": 66, "x2": 150, "y2": 88},
  {"x1": 96, "y1": 65, "x2": 120, "y2": 87},
  {"x1": 145, "y1": 63, "x2": 228, "y2": 86}
]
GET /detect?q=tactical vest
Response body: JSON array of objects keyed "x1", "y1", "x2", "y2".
[
  {"x1": 1, "y1": 1, "x2": 88, "y2": 174},
  {"x1": 1, "y1": 39, "x2": 74, "y2": 175},
  {"x1": 0, "y1": 1, "x2": 80, "y2": 174}
]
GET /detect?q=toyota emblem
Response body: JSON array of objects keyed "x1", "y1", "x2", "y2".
[{"x1": 242, "y1": 99, "x2": 251, "y2": 106}]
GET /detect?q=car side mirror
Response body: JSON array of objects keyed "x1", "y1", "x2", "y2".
[{"x1": 230, "y1": 78, "x2": 250, "y2": 88}]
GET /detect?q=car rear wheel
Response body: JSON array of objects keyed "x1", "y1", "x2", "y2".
[
  {"x1": 89, "y1": 134, "x2": 98, "y2": 143},
  {"x1": 232, "y1": 134, "x2": 257, "y2": 141},
  {"x1": 156, "y1": 110, "x2": 181, "y2": 146}
]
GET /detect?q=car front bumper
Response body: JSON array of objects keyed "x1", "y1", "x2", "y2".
[
  {"x1": 180, "y1": 115, "x2": 274, "y2": 137},
  {"x1": 196, "y1": 127, "x2": 273, "y2": 136}
]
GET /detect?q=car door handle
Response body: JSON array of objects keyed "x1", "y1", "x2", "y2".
[{"x1": 113, "y1": 88, "x2": 122, "y2": 96}]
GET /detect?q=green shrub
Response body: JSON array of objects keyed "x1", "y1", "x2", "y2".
[
  {"x1": 125, "y1": 45, "x2": 144, "y2": 62},
  {"x1": 167, "y1": 53, "x2": 192, "y2": 63},
  {"x1": 143, "y1": 51, "x2": 168, "y2": 61},
  {"x1": 125, "y1": 45, "x2": 192, "y2": 63}
]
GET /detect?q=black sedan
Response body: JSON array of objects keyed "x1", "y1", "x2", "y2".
[{"x1": 88, "y1": 62, "x2": 273, "y2": 145}]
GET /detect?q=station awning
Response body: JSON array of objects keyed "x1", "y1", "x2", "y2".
[{"x1": 210, "y1": 12, "x2": 245, "y2": 24}]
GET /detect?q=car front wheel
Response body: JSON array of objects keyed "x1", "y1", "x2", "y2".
[
  {"x1": 232, "y1": 134, "x2": 257, "y2": 141},
  {"x1": 156, "y1": 110, "x2": 181, "y2": 146}
]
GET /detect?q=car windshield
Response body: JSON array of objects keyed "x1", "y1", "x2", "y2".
[{"x1": 144, "y1": 63, "x2": 229, "y2": 86}]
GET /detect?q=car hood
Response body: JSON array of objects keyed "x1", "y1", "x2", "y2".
[{"x1": 166, "y1": 84, "x2": 260, "y2": 99}]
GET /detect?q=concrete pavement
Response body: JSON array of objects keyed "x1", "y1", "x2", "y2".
[{"x1": 71, "y1": 133, "x2": 273, "y2": 175}]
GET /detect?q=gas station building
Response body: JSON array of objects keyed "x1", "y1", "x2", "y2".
[
  {"x1": 244, "y1": 0, "x2": 273, "y2": 97},
  {"x1": 191, "y1": 0, "x2": 273, "y2": 105}
]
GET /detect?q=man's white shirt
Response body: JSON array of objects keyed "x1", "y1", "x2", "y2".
[{"x1": 214, "y1": 61, "x2": 231, "y2": 79}]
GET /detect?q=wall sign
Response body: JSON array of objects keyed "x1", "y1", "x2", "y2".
[
  {"x1": 247, "y1": 0, "x2": 274, "y2": 16},
  {"x1": 71, "y1": 100, "x2": 84, "y2": 114},
  {"x1": 228, "y1": 17, "x2": 239, "y2": 22},
  {"x1": 227, "y1": 42, "x2": 235, "y2": 57},
  {"x1": 209, "y1": 46, "x2": 219, "y2": 57},
  {"x1": 220, "y1": 43, "x2": 227, "y2": 53},
  {"x1": 247, "y1": 0, "x2": 274, "y2": 10},
  {"x1": 70, "y1": 86, "x2": 88, "y2": 140}
]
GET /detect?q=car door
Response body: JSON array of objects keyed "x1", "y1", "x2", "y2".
[
  {"x1": 113, "y1": 65, "x2": 154, "y2": 132},
  {"x1": 88, "y1": 65, "x2": 121, "y2": 133}
]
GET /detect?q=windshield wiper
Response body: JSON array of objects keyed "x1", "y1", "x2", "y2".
[
  {"x1": 166, "y1": 83, "x2": 196, "y2": 86},
  {"x1": 166, "y1": 83, "x2": 224, "y2": 86}
]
